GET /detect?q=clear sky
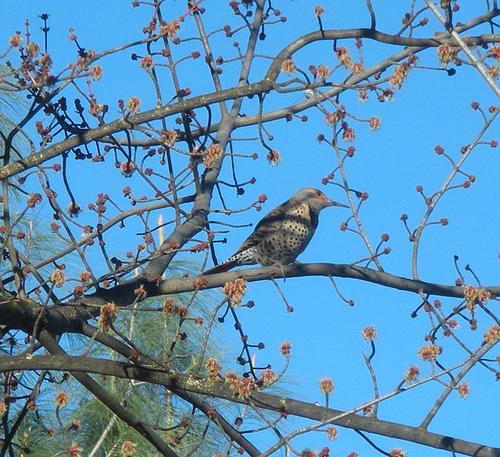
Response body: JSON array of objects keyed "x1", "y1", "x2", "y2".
[{"x1": 2, "y1": 1, "x2": 500, "y2": 455}]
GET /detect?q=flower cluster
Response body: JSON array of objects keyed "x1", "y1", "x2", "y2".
[
  {"x1": 489, "y1": 45, "x2": 500, "y2": 60},
  {"x1": 362, "y1": 325, "x2": 378, "y2": 342},
  {"x1": 342, "y1": 126, "x2": 355, "y2": 143},
  {"x1": 326, "y1": 426, "x2": 338, "y2": 441},
  {"x1": 75, "y1": 50, "x2": 96, "y2": 70},
  {"x1": 27, "y1": 193, "x2": 43, "y2": 209},
  {"x1": 55, "y1": 391, "x2": 69, "y2": 408},
  {"x1": 225, "y1": 372, "x2": 253, "y2": 398},
  {"x1": 484, "y1": 325, "x2": 500, "y2": 345},
  {"x1": 437, "y1": 43, "x2": 458, "y2": 66},
  {"x1": 121, "y1": 441, "x2": 137, "y2": 457},
  {"x1": 335, "y1": 47, "x2": 352, "y2": 69},
  {"x1": 67, "y1": 202, "x2": 83, "y2": 218},
  {"x1": 9, "y1": 33, "x2": 22, "y2": 47},
  {"x1": 281, "y1": 58, "x2": 296, "y2": 76},
  {"x1": 351, "y1": 62, "x2": 363, "y2": 74},
  {"x1": 464, "y1": 285, "x2": 490, "y2": 311},
  {"x1": 189, "y1": 241, "x2": 209, "y2": 252},
  {"x1": 316, "y1": 64, "x2": 329, "y2": 80},
  {"x1": 162, "y1": 298, "x2": 188, "y2": 317},
  {"x1": 267, "y1": 149, "x2": 282, "y2": 166},
  {"x1": 49, "y1": 269, "x2": 66, "y2": 287},
  {"x1": 280, "y1": 341, "x2": 292, "y2": 356},
  {"x1": 389, "y1": 448, "x2": 408, "y2": 457},
  {"x1": 89, "y1": 64, "x2": 103, "y2": 81},
  {"x1": 98, "y1": 302, "x2": 118, "y2": 331},
  {"x1": 318, "y1": 377, "x2": 334, "y2": 394},
  {"x1": 89, "y1": 102, "x2": 105, "y2": 117},
  {"x1": 358, "y1": 90, "x2": 369, "y2": 103},
  {"x1": 68, "y1": 444, "x2": 82, "y2": 457},
  {"x1": 121, "y1": 161, "x2": 136, "y2": 177},
  {"x1": 162, "y1": 129, "x2": 179, "y2": 146},
  {"x1": 26, "y1": 39, "x2": 40, "y2": 56},
  {"x1": 260, "y1": 369, "x2": 276, "y2": 386},
  {"x1": 205, "y1": 358, "x2": 221, "y2": 378},
  {"x1": 447, "y1": 319, "x2": 460, "y2": 329},
  {"x1": 69, "y1": 420, "x2": 80, "y2": 431},
  {"x1": 314, "y1": 6, "x2": 324, "y2": 18},
  {"x1": 203, "y1": 143, "x2": 223, "y2": 168},
  {"x1": 417, "y1": 344, "x2": 442, "y2": 362},
  {"x1": 325, "y1": 112, "x2": 341, "y2": 127},
  {"x1": 162, "y1": 19, "x2": 180, "y2": 38},
  {"x1": 390, "y1": 62, "x2": 411, "y2": 89},
  {"x1": 488, "y1": 65, "x2": 500, "y2": 79},
  {"x1": 134, "y1": 284, "x2": 147, "y2": 300},
  {"x1": 126, "y1": 96, "x2": 141, "y2": 114},
  {"x1": 457, "y1": 381, "x2": 470, "y2": 399},
  {"x1": 223, "y1": 278, "x2": 248, "y2": 307}
]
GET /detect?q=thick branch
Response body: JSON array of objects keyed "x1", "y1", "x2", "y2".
[
  {"x1": 167, "y1": 263, "x2": 474, "y2": 298},
  {"x1": 265, "y1": 28, "x2": 500, "y2": 81},
  {"x1": 0, "y1": 263, "x2": 492, "y2": 336},
  {"x1": 2, "y1": 354, "x2": 499, "y2": 457}
]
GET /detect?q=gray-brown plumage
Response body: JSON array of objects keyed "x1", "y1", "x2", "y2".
[{"x1": 204, "y1": 187, "x2": 347, "y2": 275}]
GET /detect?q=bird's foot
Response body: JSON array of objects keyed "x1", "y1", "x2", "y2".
[{"x1": 268, "y1": 263, "x2": 287, "y2": 282}]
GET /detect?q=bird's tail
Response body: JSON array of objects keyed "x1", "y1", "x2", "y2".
[{"x1": 203, "y1": 259, "x2": 238, "y2": 275}]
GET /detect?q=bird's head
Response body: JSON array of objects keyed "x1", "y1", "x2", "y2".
[{"x1": 293, "y1": 187, "x2": 348, "y2": 213}]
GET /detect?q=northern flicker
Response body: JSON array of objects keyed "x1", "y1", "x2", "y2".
[{"x1": 203, "y1": 187, "x2": 347, "y2": 275}]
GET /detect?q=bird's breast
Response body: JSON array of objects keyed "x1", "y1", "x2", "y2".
[{"x1": 254, "y1": 211, "x2": 314, "y2": 265}]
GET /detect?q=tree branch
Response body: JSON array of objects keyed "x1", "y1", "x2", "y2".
[
  {"x1": 3, "y1": 353, "x2": 499, "y2": 457},
  {"x1": 0, "y1": 263, "x2": 491, "y2": 337},
  {"x1": 2, "y1": 12, "x2": 499, "y2": 180},
  {"x1": 37, "y1": 331, "x2": 180, "y2": 457},
  {"x1": 177, "y1": 390, "x2": 262, "y2": 457}
]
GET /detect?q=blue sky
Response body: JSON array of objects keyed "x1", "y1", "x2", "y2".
[{"x1": 2, "y1": 1, "x2": 500, "y2": 455}]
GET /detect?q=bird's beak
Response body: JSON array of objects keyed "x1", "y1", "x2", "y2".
[{"x1": 325, "y1": 198, "x2": 349, "y2": 208}]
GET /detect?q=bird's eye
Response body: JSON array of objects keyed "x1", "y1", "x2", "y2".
[{"x1": 316, "y1": 191, "x2": 322, "y2": 197}]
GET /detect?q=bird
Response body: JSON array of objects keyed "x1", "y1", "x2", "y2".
[{"x1": 203, "y1": 187, "x2": 347, "y2": 275}]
